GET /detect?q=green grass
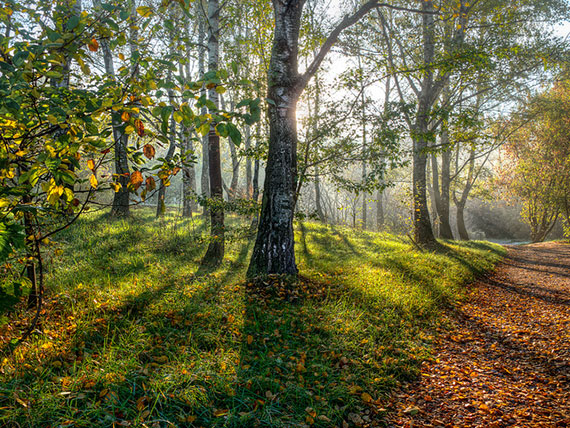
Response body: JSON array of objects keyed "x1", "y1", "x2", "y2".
[{"x1": 0, "y1": 209, "x2": 505, "y2": 427}]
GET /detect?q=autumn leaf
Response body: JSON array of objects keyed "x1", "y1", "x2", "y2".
[
  {"x1": 87, "y1": 159, "x2": 95, "y2": 170},
  {"x1": 145, "y1": 176, "x2": 156, "y2": 191},
  {"x1": 361, "y1": 392, "x2": 373, "y2": 403},
  {"x1": 130, "y1": 171, "x2": 143, "y2": 190},
  {"x1": 134, "y1": 119, "x2": 144, "y2": 137},
  {"x1": 89, "y1": 174, "x2": 98, "y2": 189},
  {"x1": 121, "y1": 111, "x2": 130, "y2": 122},
  {"x1": 143, "y1": 144, "x2": 155, "y2": 159},
  {"x1": 247, "y1": 335, "x2": 253, "y2": 345},
  {"x1": 87, "y1": 38, "x2": 99, "y2": 52}
]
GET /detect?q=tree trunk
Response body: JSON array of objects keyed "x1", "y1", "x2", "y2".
[
  {"x1": 181, "y1": 30, "x2": 197, "y2": 218},
  {"x1": 359, "y1": 50, "x2": 367, "y2": 229},
  {"x1": 454, "y1": 147, "x2": 475, "y2": 240},
  {"x1": 247, "y1": 0, "x2": 379, "y2": 277},
  {"x1": 94, "y1": 0, "x2": 130, "y2": 218},
  {"x1": 247, "y1": 2, "x2": 303, "y2": 277},
  {"x1": 202, "y1": 0, "x2": 224, "y2": 265},
  {"x1": 197, "y1": 7, "x2": 210, "y2": 215},
  {"x1": 181, "y1": 128, "x2": 196, "y2": 217},
  {"x1": 314, "y1": 166, "x2": 325, "y2": 222},
  {"x1": 245, "y1": 125, "x2": 252, "y2": 199},
  {"x1": 412, "y1": 0, "x2": 438, "y2": 248},
  {"x1": 228, "y1": 137, "x2": 239, "y2": 200},
  {"x1": 376, "y1": 75, "x2": 390, "y2": 230},
  {"x1": 376, "y1": 189, "x2": 384, "y2": 229},
  {"x1": 156, "y1": 28, "x2": 178, "y2": 218},
  {"x1": 431, "y1": 152, "x2": 453, "y2": 239},
  {"x1": 456, "y1": 200, "x2": 469, "y2": 240},
  {"x1": 433, "y1": 84, "x2": 453, "y2": 239}
]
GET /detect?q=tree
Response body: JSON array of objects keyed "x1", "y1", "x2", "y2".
[
  {"x1": 201, "y1": 0, "x2": 225, "y2": 265},
  {"x1": 498, "y1": 78, "x2": 570, "y2": 242},
  {"x1": 247, "y1": 0, "x2": 386, "y2": 278}
]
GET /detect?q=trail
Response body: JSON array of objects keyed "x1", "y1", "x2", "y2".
[{"x1": 388, "y1": 242, "x2": 570, "y2": 428}]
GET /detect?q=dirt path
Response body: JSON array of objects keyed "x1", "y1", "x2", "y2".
[{"x1": 387, "y1": 242, "x2": 570, "y2": 428}]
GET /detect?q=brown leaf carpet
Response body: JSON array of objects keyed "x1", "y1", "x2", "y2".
[{"x1": 387, "y1": 242, "x2": 570, "y2": 428}]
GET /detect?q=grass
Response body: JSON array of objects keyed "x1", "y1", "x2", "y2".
[{"x1": 0, "y1": 209, "x2": 505, "y2": 428}]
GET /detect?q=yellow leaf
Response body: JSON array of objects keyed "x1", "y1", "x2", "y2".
[
  {"x1": 361, "y1": 392, "x2": 373, "y2": 403},
  {"x1": 89, "y1": 174, "x2": 98, "y2": 189},
  {"x1": 198, "y1": 122, "x2": 210, "y2": 137},
  {"x1": 213, "y1": 409, "x2": 229, "y2": 417},
  {"x1": 118, "y1": 53, "x2": 125, "y2": 61},
  {"x1": 121, "y1": 111, "x2": 130, "y2": 122},
  {"x1": 87, "y1": 159, "x2": 95, "y2": 170},
  {"x1": 136, "y1": 6, "x2": 153, "y2": 17}
]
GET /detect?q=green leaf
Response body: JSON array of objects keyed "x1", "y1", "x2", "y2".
[
  {"x1": 0, "y1": 221, "x2": 25, "y2": 263},
  {"x1": 227, "y1": 123, "x2": 242, "y2": 145},
  {"x1": 66, "y1": 15, "x2": 80, "y2": 31}
]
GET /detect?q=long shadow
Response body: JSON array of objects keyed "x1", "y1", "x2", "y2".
[
  {"x1": 297, "y1": 221, "x2": 313, "y2": 263},
  {"x1": 481, "y1": 275, "x2": 570, "y2": 306},
  {"x1": 500, "y1": 258, "x2": 570, "y2": 280},
  {"x1": 329, "y1": 226, "x2": 362, "y2": 256},
  {"x1": 453, "y1": 305, "x2": 569, "y2": 380}
]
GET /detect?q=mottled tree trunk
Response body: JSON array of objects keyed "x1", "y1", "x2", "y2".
[
  {"x1": 202, "y1": 0, "x2": 224, "y2": 265},
  {"x1": 247, "y1": 1, "x2": 303, "y2": 277}
]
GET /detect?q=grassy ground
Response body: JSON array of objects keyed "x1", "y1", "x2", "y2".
[{"x1": 0, "y1": 209, "x2": 505, "y2": 428}]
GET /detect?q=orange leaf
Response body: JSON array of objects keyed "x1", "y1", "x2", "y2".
[
  {"x1": 143, "y1": 144, "x2": 155, "y2": 159},
  {"x1": 130, "y1": 171, "x2": 143, "y2": 190},
  {"x1": 88, "y1": 38, "x2": 99, "y2": 52},
  {"x1": 87, "y1": 159, "x2": 95, "y2": 170},
  {"x1": 145, "y1": 176, "x2": 156, "y2": 191},
  {"x1": 134, "y1": 119, "x2": 144, "y2": 137},
  {"x1": 247, "y1": 335, "x2": 253, "y2": 345},
  {"x1": 121, "y1": 111, "x2": 130, "y2": 122}
]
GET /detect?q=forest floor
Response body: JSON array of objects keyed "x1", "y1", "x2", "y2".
[
  {"x1": 387, "y1": 242, "x2": 570, "y2": 428},
  {"x1": 0, "y1": 210, "x2": 505, "y2": 428}
]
